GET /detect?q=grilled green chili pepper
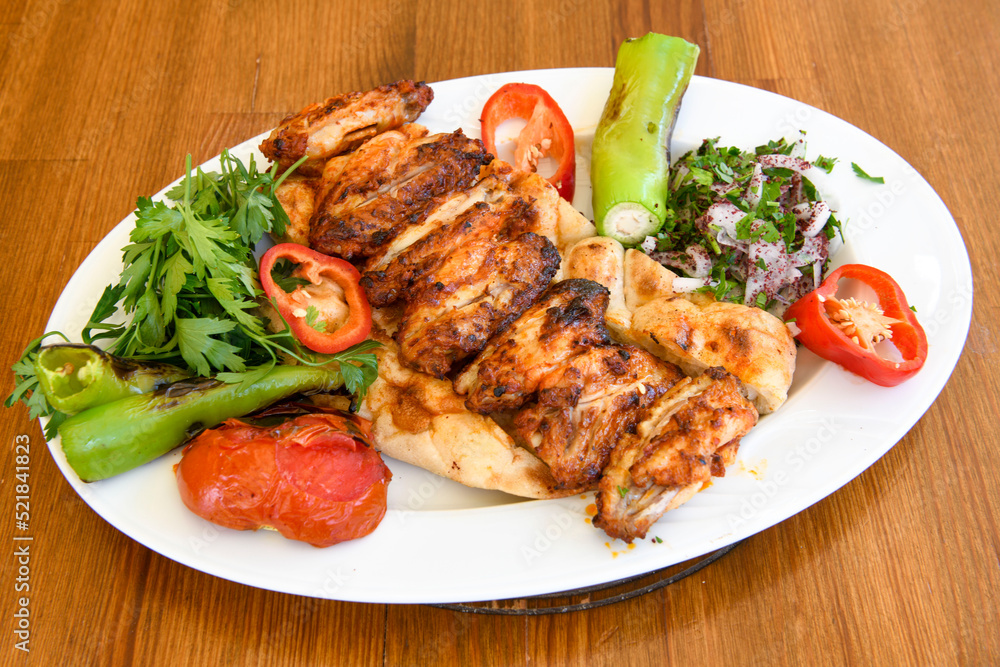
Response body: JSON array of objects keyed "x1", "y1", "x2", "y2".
[
  {"x1": 592, "y1": 32, "x2": 700, "y2": 245},
  {"x1": 34, "y1": 344, "x2": 190, "y2": 414},
  {"x1": 59, "y1": 364, "x2": 344, "y2": 482}
]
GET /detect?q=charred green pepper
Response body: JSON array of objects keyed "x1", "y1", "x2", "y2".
[
  {"x1": 58, "y1": 364, "x2": 344, "y2": 482},
  {"x1": 34, "y1": 344, "x2": 190, "y2": 414},
  {"x1": 592, "y1": 33, "x2": 700, "y2": 245}
]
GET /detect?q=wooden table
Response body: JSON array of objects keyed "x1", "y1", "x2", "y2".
[{"x1": 2, "y1": 1, "x2": 997, "y2": 664}]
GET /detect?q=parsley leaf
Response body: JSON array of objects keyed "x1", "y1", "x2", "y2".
[
  {"x1": 7, "y1": 148, "x2": 381, "y2": 427},
  {"x1": 269, "y1": 258, "x2": 311, "y2": 292},
  {"x1": 851, "y1": 162, "x2": 885, "y2": 183},
  {"x1": 304, "y1": 306, "x2": 327, "y2": 333},
  {"x1": 814, "y1": 155, "x2": 838, "y2": 173},
  {"x1": 174, "y1": 317, "x2": 244, "y2": 377}
]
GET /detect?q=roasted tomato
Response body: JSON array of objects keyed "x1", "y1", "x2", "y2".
[{"x1": 175, "y1": 409, "x2": 391, "y2": 547}]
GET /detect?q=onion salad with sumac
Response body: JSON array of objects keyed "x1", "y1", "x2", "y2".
[{"x1": 640, "y1": 137, "x2": 843, "y2": 315}]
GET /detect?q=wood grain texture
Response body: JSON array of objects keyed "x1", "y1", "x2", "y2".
[{"x1": 1, "y1": 0, "x2": 997, "y2": 664}]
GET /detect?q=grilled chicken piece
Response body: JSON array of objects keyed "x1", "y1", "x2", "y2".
[
  {"x1": 594, "y1": 368, "x2": 758, "y2": 542},
  {"x1": 513, "y1": 345, "x2": 684, "y2": 490},
  {"x1": 361, "y1": 191, "x2": 560, "y2": 378},
  {"x1": 455, "y1": 279, "x2": 613, "y2": 413},
  {"x1": 259, "y1": 80, "x2": 433, "y2": 175},
  {"x1": 272, "y1": 174, "x2": 318, "y2": 246},
  {"x1": 309, "y1": 126, "x2": 493, "y2": 260},
  {"x1": 361, "y1": 176, "x2": 517, "y2": 307},
  {"x1": 362, "y1": 174, "x2": 513, "y2": 280},
  {"x1": 397, "y1": 230, "x2": 560, "y2": 379},
  {"x1": 270, "y1": 155, "x2": 352, "y2": 246}
]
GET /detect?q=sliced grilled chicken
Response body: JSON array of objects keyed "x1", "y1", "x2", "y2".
[
  {"x1": 310, "y1": 126, "x2": 492, "y2": 260},
  {"x1": 379, "y1": 194, "x2": 558, "y2": 377},
  {"x1": 455, "y1": 279, "x2": 613, "y2": 413},
  {"x1": 593, "y1": 368, "x2": 758, "y2": 542},
  {"x1": 397, "y1": 228, "x2": 560, "y2": 378},
  {"x1": 512, "y1": 345, "x2": 684, "y2": 490}
]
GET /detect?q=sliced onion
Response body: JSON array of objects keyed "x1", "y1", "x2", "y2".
[
  {"x1": 758, "y1": 154, "x2": 813, "y2": 172},
  {"x1": 743, "y1": 163, "x2": 764, "y2": 208},
  {"x1": 787, "y1": 233, "x2": 829, "y2": 267},
  {"x1": 793, "y1": 201, "x2": 831, "y2": 237},
  {"x1": 696, "y1": 200, "x2": 746, "y2": 248},
  {"x1": 743, "y1": 222, "x2": 802, "y2": 306}
]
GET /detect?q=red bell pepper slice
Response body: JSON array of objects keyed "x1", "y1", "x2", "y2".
[
  {"x1": 784, "y1": 263, "x2": 928, "y2": 387},
  {"x1": 259, "y1": 243, "x2": 372, "y2": 355},
  {"x1": 480, "y1": 82, "x2": 576, "y2": 202}
]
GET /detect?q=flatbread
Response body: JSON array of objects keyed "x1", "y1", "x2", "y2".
[
  {"x1": 357, "y1": 331, "x2": 573, "y2": 499},
  {"x1": 564, "y1": 236, "x2": 630, "y2": 335},
  {"x1": 627, "y1": 297, "x2": 796, "y2": 414}
]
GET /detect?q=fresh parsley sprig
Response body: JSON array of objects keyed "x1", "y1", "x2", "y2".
[
  {"x1": 7, "y1": 148, "x2": 381, "y2": 425},
  {"x1": 80, "y1": 151, "x2": 292, "y2": 377}
]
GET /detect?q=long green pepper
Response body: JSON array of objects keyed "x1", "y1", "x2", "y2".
[
  {"x1": 592, "y1": 33, "x2": 700, "y2": 246},
  {"x1": 35, "y1": 344, "x2": 190, "y2": 414},
  {"x1": 59, "y1": 365, "x2": 344, "y2": 482}
]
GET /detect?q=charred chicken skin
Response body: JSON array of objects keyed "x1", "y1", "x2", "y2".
[
  {"x1": 456, "y1": 279, "x2": 687, "y2": 490},
  {"x1": 455, "y1": 279, "x2": 615, "y2": 414},
  {"x1": 593, "y1": 368, "x2": 758, "y2": 542},
  {"x1": 513, "y1": 344, "x2": 684, "y2": 490},
  {"x1": 363, "y1": 191, "x2": 560, "y2": 378},
  {"x1": 309, "y1": 126, "x2": 493, "y2": 261},
  {"x1": 260, "y1": 79, "x2": 433, "y2": 175}
]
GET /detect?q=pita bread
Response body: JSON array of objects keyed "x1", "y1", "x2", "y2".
[
  {"x1": 627, "y1": 297, "x2": 796, "y2": 414},
  {"x1": 357, "y1": 331, "x2": 573, "y2": 499},
  {"x1": 552, "y1": 245, "x2": 796, "y2": 414},
  {"x1": 564, "y1": 236, "x2": 631, "y2": 335}
]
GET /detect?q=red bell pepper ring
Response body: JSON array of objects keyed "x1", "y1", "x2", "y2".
[
  {"x1": 259, "y1": 243, "x2": 372, "y2": 355},
  {"x1": 480, "y1": 82, "x2": 576, "y2": 202},
  {"x1": 784, "y1": 263, "x2": 928, "y2": 387}
]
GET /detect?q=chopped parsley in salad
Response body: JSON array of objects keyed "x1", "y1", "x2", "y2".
[{"x1": 641, "y1": 137, "x2": 844, "y2": 314}]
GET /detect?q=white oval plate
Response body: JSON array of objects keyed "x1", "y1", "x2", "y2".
[{"x1": 44, "y1": 68, "x2": 972, "y2": 604}]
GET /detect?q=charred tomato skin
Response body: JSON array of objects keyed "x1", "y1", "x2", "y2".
[{"x1": 176, "y1": 412, "x2": 391, "y2": 547}]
